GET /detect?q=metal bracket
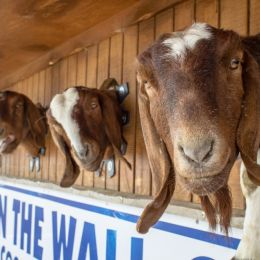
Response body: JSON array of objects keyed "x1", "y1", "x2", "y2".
[
  {"x1": 94, "y1": 157, "x2": 116, "y2": 178},
  {"x1": 39, "y1": 147, "x2": 46, "y2": 156},
  {"x1": 106, "y1": 157, "x2": 115, "y2": 177},
  {"x1": 35, "y1": 157, "x2": 40, "y2": 172},
  {"x1": 120, "y1": 140, "x2": 127, "y2": 155},
  {"x1": 29, "y1": 156, "x2": 41, "y2": 173},
  {"x1": 116, "y1": 83, "x2": 129, "y2": 103},
  {"x1": 121, "y1": 110, "x2": 129, "y2": 125},
  {"x1": 29, "y1": 157, "x2": 35, "y2": 172}
]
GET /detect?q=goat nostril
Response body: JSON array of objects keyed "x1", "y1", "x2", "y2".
[
  {"x1": 179, "y1": 140, "x2": 214, "y2": 164},
  {"x1": 202, "y1": 140, "x2": 214, "y2": 162}
]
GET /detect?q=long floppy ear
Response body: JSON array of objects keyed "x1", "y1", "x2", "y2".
[
  {"x1": 99, "y1": 91, "x2": 131, "y2": 169},
  {"x1": 136, "y1": 58, "x2": 175, "y2": 234},
  {"x1": 46, "y1": 110, "x2": 80, "y2": 187},
  {"x1": 24, "y1": 97, "x2": 47, "y2": 149},
  {"x1": 237, "y1": 36, "x2": 260, "y2": 185}
]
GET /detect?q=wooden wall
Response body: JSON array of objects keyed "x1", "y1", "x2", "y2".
[{"x1": 1, "y1": 0, "x2": 260, "y2": 211}]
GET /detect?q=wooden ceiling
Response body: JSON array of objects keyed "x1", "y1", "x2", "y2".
[{"x1": 0, "y1": 0, "x2": 140, "y2": 84}]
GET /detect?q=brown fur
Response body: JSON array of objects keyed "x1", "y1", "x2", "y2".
[
  {"x1": 47, "y1": 79, "x2": 130, "y2": 187},
  {"x1": 136, "y1": 24, "x2": 260, "y2": 234},
  {"x1": 0, "y1": 91, "x2": 47, "y2": 157}
]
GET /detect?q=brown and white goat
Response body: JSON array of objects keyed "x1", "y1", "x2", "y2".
[
  {"x1": 0, "y1": 91, "x2": 47, "y2": 158},
  {"x1": 47, "y1": 79, "x2": 130, "y2": 187},
  {"x1": 136, "y1": 23, "x2": 260, "y2": 234}
]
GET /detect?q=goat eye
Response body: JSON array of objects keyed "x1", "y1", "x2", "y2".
[
  {"x1": 91, "y1": 102, "x2": 97, "y2": 109},
  {"x1": 230, "y1": 58, "x2": 240, "y2": 70},
  {"x1": 15, "y1": 102, "x2": 23, "y2": 111}
]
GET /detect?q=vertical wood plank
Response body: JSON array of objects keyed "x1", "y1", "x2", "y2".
[
  {"x1": 25, "y1": 76, "x2": 34, "y2": 179},
  {"x1": 196, "y1": 0, "x2": 218, "y2": 27},
  {"x1": 24, "y1": 77, "x2": 32, "y2": 179},
  {"x1": 36, "y1": 70, "x2": 46, "y2": 181},
  {"x1": 23, "y1": 78, "x2": 30, "y2": 179},
  {"x1": 48, "y1": 63, "x2": 60, "y2": 184},
  {"x1": 15, "y1": 81, "x2": 24, "y2": 179},
  {"x1": 174, "y1": 0, "x2": 194, "y2": 31},
  {"x1": 155, "y1": 8, "x2": 174, "y2": 38},
  {"x1": 220, "y1": 0, "x2": 248, "y2": 35},
  {"x1": 106, "y1": 33, "x2": 123, "y2": 191},
  {"x1": 76, "y1": 50, "x2": 87, "y2": 86},
  {"x1": 10, "y1": 83, "x2": 19, "y2": 178},
  {"x1": 76, "y1": 50, "x2": 88, "y2": 188},
  {"x1": 42, "y1": 67, "x2": 52, "y2": 182},
  {"x1": 135, "y1": 17, "x2": 155, "y2": 196},
  {"x1": 120, "y1": 25, "x2": 138, "y2": 194},
  {"x1": 95, "y1": 39, "x2": 110, "y2": 190},
  {"x1": 83, "y1": 45, "x2": 98, "y2": 188},
  {"x1": 153, "y1": 9, "x2": 175, "y2": 197},
  {"x1": 250, "y1": 0, "x2": 260, "y2": 35},
  {"x1": 18, "y1": 79, "x2": 27, "y2": 179},
  {"x1": 27, "y1": 73, "x2": 39, "y2": 180},
  {"x1": 55, "y1": 58, "x2": 68, "y2": 185}
]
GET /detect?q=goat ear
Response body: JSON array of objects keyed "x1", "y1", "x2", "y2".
[
  {"x1": 24, "y1": 97, "x2": 46, "y2": 149},
  {"x1": 47, "y1": 110, "x2": 80, "y2": 187},
  {"x1": 136, "y1": 71, "x2": 175, "y2": 234},
  {"x1": 237, "y1": 44, "x2": 260, "y2": 185}
]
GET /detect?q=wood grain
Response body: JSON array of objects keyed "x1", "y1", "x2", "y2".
[
  {"x1": 94, "y1": 39, "x2": 110, "y2": 190},
  {"x1": 83, "y1": 45, "x2": 98, "y2": 188},
  {"x1": 42, "y1": 67, "x2": 52, "y2": 182},
  {"x1": 135, "y1": 17, "x2": 155, "y2": 196},
  {"x1": 120, "y1": 25, "x2": 138, "y2": 194},
  {"x1": 174, "y1": 0, "x2": 194, "y2": 31},
  {"x1": 155, "y1": 8, "x2": 174, "y2": 38},
  {"x1": 196, "y1": 0, "x2": 218, "y2": 27},
  {"x1": 37, "y1": 70, "x2": 46, "y2": 180},
  {"x1": 220, "y1": 0, "x2": 248, "y2": 35},
  {"x1": 106, "y1": 33, "x2": 123, "y2": 191},
  {"x1": 55, "y1": 58, "x2": 68, "y2": 185},
  {"x1": 250, "y1": 0, "x2": 260, "y2": 35},
  {"x1": 48, "y1": 63, "x2": 59, "y2": 184}
]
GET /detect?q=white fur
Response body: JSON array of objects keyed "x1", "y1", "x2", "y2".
[
  {"x1": 235, "y1": 151, "x2": 260, "y2": 259},
  {"x1": 163, "y1": 23, "x2": 212, "y2": 59},
  {"x1": 50, "y1": 88, "x2": 85, "y2": 157}
]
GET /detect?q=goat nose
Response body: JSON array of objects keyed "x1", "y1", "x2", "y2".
[{"x1": 179, "y1": 139, "x2": 214, "y2": 164}]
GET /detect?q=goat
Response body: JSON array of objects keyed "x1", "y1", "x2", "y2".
[
  {"x1": 0, "y1": 91, "x2": 47, "y2": 159},
  {"x1": 233, "y1": 152, "x2": 260, "y2": 259},
  {"x1": 47, "y1": 78, "x2": 130, "y2": 187},
  {"x1": 136, "y1": 23, "x2": 260, "y2": 235}
]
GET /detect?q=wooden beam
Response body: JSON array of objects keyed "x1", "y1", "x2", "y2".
[{"x1": 0, "y1": 0, "x2": 182, "y2": 90}]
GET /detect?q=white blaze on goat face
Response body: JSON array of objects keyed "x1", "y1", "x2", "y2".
[
  {"x1": 50, "y1": 88, "x2": 85, "y2": 157},
  {"x1": 163, "y1": 23, "x2": 212, "y2": 59},
  {"x1": 235, "y1": 150, "x2": 260, "y2": 259}
]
